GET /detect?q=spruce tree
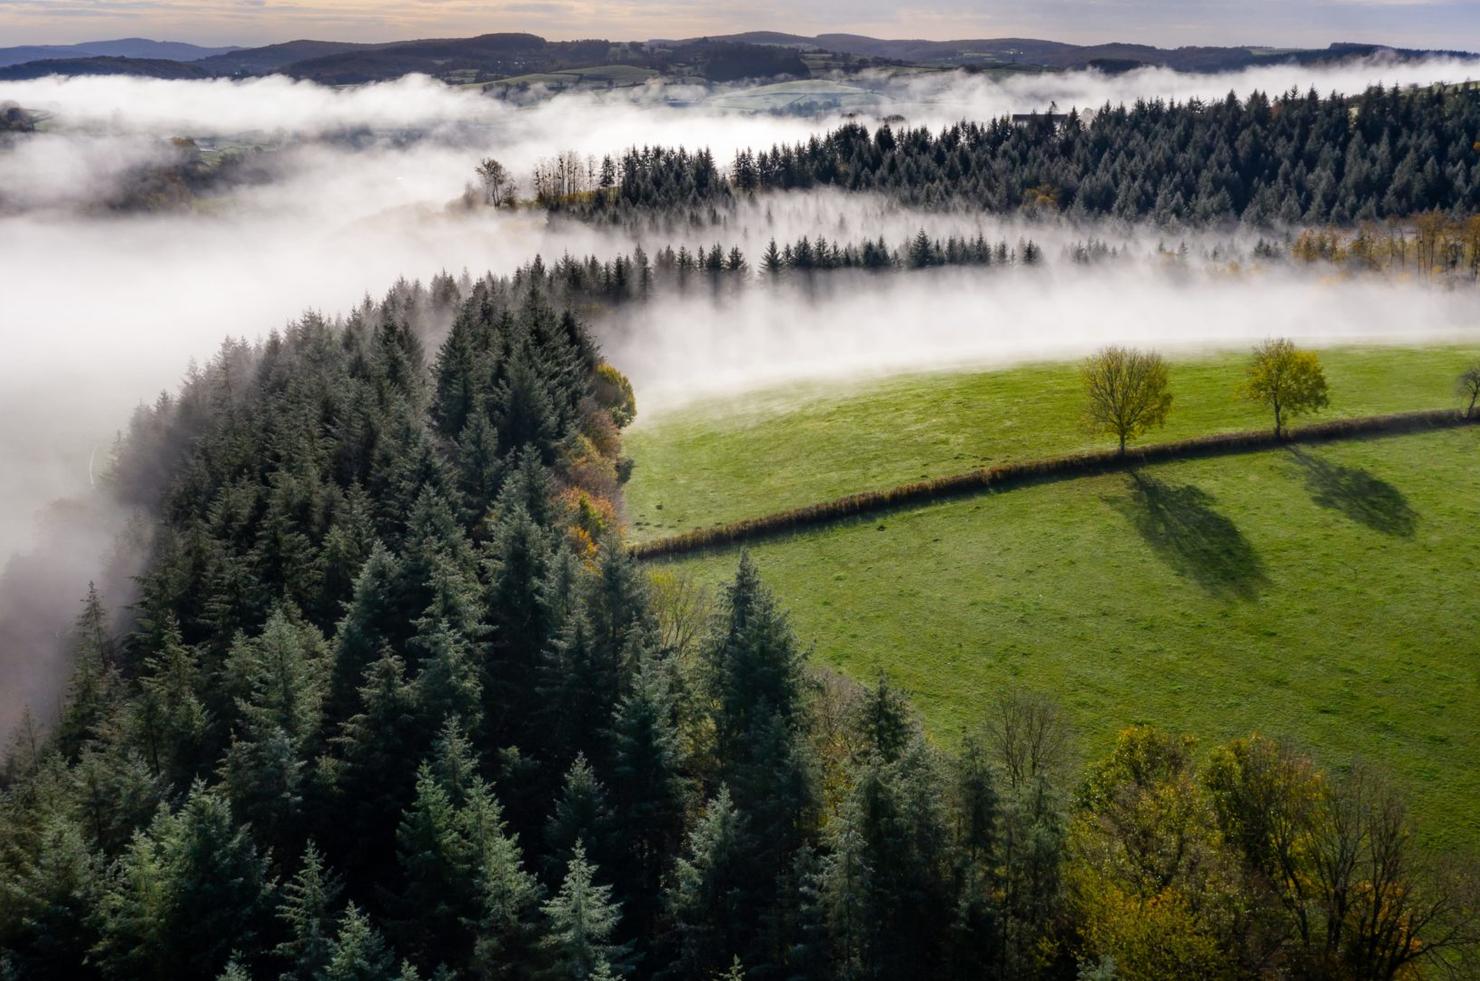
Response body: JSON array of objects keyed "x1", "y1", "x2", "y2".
[
  {"x1": 323, "y1": 904, "x2": 399, "y2": 981},
  {"x1": 275, "y1": 841, "x2": 344, "y2": 980},
  {"x1": 327, "y1": 544, "x2": 404, "y2": 722},
  {"x1": 220, "y1": 609, "x2": 328, "y2": 853},
  {"x1": 541, "y1": 842, "x2": 632, "y2": 980},
  {"x1": 544, "y1": 755, "x2": 617, "y2": 885},
  {"x1": 608, "y1": 655, "x2": 690, "y2": 937},
  {"x1": 662, "y1": 788, "x2": 748, "y2": 979},
  {"x1": 55, "y1": 584, "x2": 118, "y2": 761},
  {"x1": 94, "y1": 783, "x2": 272, "y2": 979}
]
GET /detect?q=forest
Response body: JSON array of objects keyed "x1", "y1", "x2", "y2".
[
  {"x1": 2, "y1": 272, "x2": 1477, "y2": 980},
  {"x1": 549, "y1": 84, "x2": 1480, "y2": 225}
]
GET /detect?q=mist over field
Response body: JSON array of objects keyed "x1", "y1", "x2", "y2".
[
  {"x1": 609, "y1": 265, "x2": 1480, "y2": 413},
  {"x1": 2, "y1": 57, "x2": 1480, "y2": 741}
]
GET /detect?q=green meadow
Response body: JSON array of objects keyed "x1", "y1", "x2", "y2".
[
  {"x1": 633, "y1": 348, "x2": 1480, "y2": 850},
  {"x1": 626, "y1": 345, "x2": 1480, "y2": 542}
]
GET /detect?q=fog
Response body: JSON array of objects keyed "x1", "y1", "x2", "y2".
[
  {"x1": 610, "y1": 265, "x2": 1480, "y2": 413},
  {"x1": 876, "y1": 56, "x2": 1480, "y2": 121},
  {"x1": 1, "y1": 58, "x2": 1479, "y2": 742}
]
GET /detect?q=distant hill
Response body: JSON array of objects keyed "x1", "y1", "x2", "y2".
[
  {"x1": 668, "y1": 32, "x2": 1478, "y2": 72},
  {"x1": 0, "y1": 57, "x2": 210, "y2": 81},
  {"x1": 0, "y1": 33, "x2": 815, "y2": 85},
  {"x1": 192, "y1": 39, "x2": 376, "y2": 75},
  {"x1": 0, "y1": 38, "x2": 238, "y2": 69},
  {"x1": 0, "y1": 31, "x2": 1472, "y2": 84}
]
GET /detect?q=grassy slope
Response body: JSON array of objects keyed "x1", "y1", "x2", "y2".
[
  {"x1": 625, "y1": 346, "x2": 1480, "y2": 543},
  {"x1": 658, "y1": 426, "x2": 1480, "y2": 851}
]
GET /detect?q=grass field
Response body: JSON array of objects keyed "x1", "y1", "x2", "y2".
[
  {"x1": 625, "y1": 345, "x2": 1480, "y2": 543},
  {"x1": 489, "y1": 65, "x2": 659, "y2": 89},
  {"x1": 654, "y1": 425, "x2": 1480, "y2": 851},
  {"x1": 629, "y1": 346, "x2": 1480, "y2": 849}
]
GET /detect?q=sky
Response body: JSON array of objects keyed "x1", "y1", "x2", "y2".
[{"x1": 2, "y1": 0, "x2": 1479, "y2": 52}]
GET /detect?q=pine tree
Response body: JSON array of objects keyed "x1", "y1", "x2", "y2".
[
  {"x1": 662, "y1": 789, "x2": 748, "y2": 979},
  {"x1": 328, "y1": 544, "x2": 403, "y2": 722},
  {"x1": 998, "y1": 776, "x2": 1066, "y2": 979},
  {"x1": 491, "y1": 350, "x2": 560, "y2": 462},
  {"x1": 95, "y1": 783, "x2": 272, "y2": 979},
  {"x1": 950, "y1": 737, "x2": 1002, "y2": 974},
  {"x1": 697, "y1": 556, "x2": 819, "y2": 968},
  {"x1": 129, "y1": 613, "x2": 208, "y2": 784},
  {"x1": 455, "y1": 409, "x2": 504, "y2": 520},
  {"x1": 822, "y1": 741, "x2": 956, "y2": 979},
  {"x1": 706, "y1": 558, "x2": 814, "y2": 804},
  {"x1": 318, "y1": 484, "x2": 379, "y2": 622},
  {"x1": 541, "y1": 842, "x2": 632, "y2": 980},
  {"x1": 544, "y1": 755, "x2": 617, "y2": 885},
  {"x1": 413, "y1": 617, "x2": 484, "y2": 737},
  {"x1": 484, "y1": 502, "x2": 557, "y2": 749},
  {"x1": 55, "y1": 584, "x2": 118, "y2": 761},
  {"x1": 275, "y1": 841, "x2": 344, "y2": 980},
  {"x1": 330, "y1": 651, "x2": 422, "y2": 879},
  {"x1": 762, "y1": 240, "x2": 783, "y2": 276},
  {"x1": 852, "y1": 673, "x2": 914, "y2": 764},
  {"x1": 433, "y1": 308, "x2": 489, "y2": 439},
  {"x1": 220, "y1": 609, "x2": 328, "y2": 852},
  {"x1": 395, "y1": 721, "x2": 540, "y2": 975},
  {"x1": 608, "y1": 655, "x2": 690, "y2": 936},
  {"x1": 323, "y1": 904, "x2": 399, "y2": 981},
  {"x1": 0, "y1": 809, "x2": 102, "y2": 978}
]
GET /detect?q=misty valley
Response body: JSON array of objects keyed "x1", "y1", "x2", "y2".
[{"x1": 2, "y1": 30, "x2": 1480, "y2": 981}]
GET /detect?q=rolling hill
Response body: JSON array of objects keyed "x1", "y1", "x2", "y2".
[
  {"x1": 1, "y1": 30, "x2": 1471, "y2": 83},
  {"x1": 0, "y1": 38, "x2": 238, "y2": 69},
  {"x1": 0, "y1": 33, "x2": 816, "y2": 84},
  {"x1": 675, "y1": 32, "x2": 1479, "y2": 72},
  {"x1": 0, "y1": 56, "x2": 212, "y2": 81}
]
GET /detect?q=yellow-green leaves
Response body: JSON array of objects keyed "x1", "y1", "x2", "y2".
[
  {"x1": 1242, "y1": 339, "x2": 1330, "y2": 436},
  {"x1": 1082, "y1": 346, "x2": 1174, "y2": 454}
]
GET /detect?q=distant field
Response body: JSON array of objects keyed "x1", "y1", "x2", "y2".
[
  {"x1": 655, "y1": 426, "x2": 1480, "y2": 851},
  {"x1": 625, "y1": 345, "x2": 1480, "y2": 543},
  {"x1": 705, "y1": 80, "x2": 882, "y2": 112},
  {"x1": 490, "y1": 64, "x2": 659, "y2": 88}
]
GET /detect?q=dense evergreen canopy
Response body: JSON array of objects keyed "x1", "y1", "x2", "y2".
[{"x1": 562, "y1": 85, "x2": 1480, "y2": 225}]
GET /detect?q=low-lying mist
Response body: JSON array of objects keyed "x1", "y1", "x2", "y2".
[
  {"x1": 609, "y1": 265, "x2": 1480, "y2": 414},
  {"x1": 1, "y1": 57, "x2": 1478, "y2": 743}
]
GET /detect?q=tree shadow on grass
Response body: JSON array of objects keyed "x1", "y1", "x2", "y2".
[
  {"x1": 1287, "y1": 449, "x2": 1417, "y2": 538},
  {"x1": 1109, "y1": 473, "x2": 1268, "y2": 601}
]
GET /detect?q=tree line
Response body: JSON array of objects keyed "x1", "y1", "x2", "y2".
[
  {"x1": 1, "y1": 274, "x2": 1477, "y2": 980},
  {"x1": 438, "y1": 233, "x2": 1045, "y2": 313},
  {"x1": 531, "y1": 84, "x2": 1480, "y2": 226}
]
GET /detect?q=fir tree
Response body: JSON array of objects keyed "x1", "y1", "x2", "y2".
[
  {"x1": 275, "y1": 841, "x2": 344, "y2": 980},
  {"x1": 541, "y1": 842, "x2": 632, "y2": 981}
]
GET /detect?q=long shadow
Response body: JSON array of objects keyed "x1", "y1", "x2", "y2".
[
  {"x1": 1287, "y1": 449, "x2": 1417, "y2": 538},
  {"x1": 1110, "y1": 473, "x2": 1268, "y2": 600}
]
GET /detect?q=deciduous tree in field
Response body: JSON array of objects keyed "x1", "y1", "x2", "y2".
[
  {"x1": 1082, "y1": 346, "x2": 1173, "y2": 454},
  {"x1": 1242, "y1": 339, "x2": 1329, "y2": 437},
  {"x1": 1457, "y1": 363, "x2": 1480, "y2": 418}
]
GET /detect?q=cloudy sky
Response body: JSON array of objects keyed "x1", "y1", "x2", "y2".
[{"x1": 2, "y1": 0, "x2": 1479, "y2": 51}]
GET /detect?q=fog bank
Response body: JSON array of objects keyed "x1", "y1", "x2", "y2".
[{"x1": 609, "y1": 266, "x2": 1480, "y2": 414}]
